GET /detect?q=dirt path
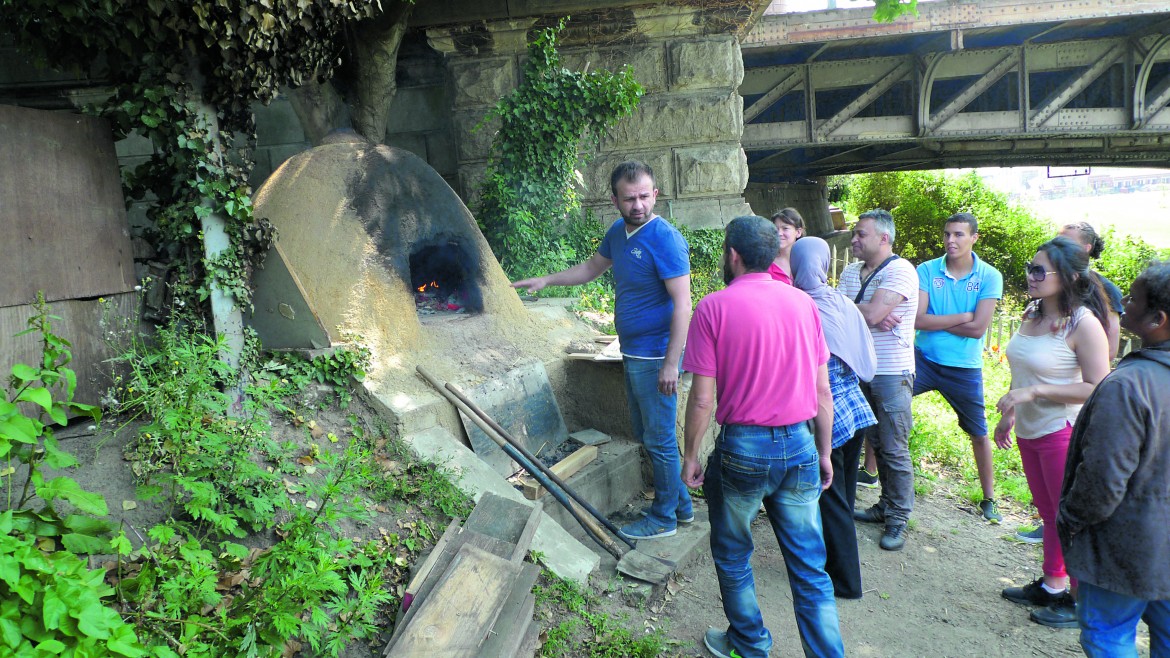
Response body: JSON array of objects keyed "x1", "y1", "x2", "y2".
[{"x1": 593, "y1": 486, "x2": 1152, "y2": 658}]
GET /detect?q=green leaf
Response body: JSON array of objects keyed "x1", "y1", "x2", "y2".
[
  {"x1": 107, "y1": 624, "x2": 147, "y2": 657},
  {"x1": 42, "y1": 436, "x2": 78, "y2": 469},
  {"x1": 0, "y1": 417, "x2": 39, "y2": 444},
  {"x1": 10, "y1": 363, "x2": 38, "y2": 382},
  {"x1": 15, "y1": 387, "x2": 52, "y2": 414},
  {"x1": 41, "y1": 589, "x2": 65, "y2": 630},
  {"x1": 62, "y1": 532, "x2": 112, "y2": 554},
  {"x1": 36, "y1": 478, "x2": 108, "y2": 516},
  {"x1": 0, "y1": 554, "x2": 18, "y2": 590},
  {"x1": 75, "y1": 602, "x2": 114, "y2": 640},
  {"x1": 0, "y1": 617, "x2": 20, "y2": 649}
]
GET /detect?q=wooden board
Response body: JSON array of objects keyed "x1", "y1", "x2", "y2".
[
  {"x1": 388, "y1": 544, "x2": 522, "y2": 657},
  {"x1": 477, "y1": 563, "x2": 540, "y2": 658},
  {"x1": 461, "y1": 361, "x2": 570, "y2": 478},
  {"x1": 0, "y1": 293, "x2": 137, "y2": 411},
  {"x1": 520, "y1": 444, "x2": 598, "y2": 500},
  {"x1": 0, "y1": 105, "x2": 135, "y2": 308}
]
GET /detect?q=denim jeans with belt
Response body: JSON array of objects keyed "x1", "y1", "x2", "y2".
[
  {"x1": 623, "y1": 356, "x2": 693, "y2": 527},
  {"x1": 705, "y1": 422, "x2": 844, "y2": 658}
]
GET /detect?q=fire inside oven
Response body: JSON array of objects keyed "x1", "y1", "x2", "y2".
[{"x1": 409, "y1": 240, "x2": 483, "y2": 314}]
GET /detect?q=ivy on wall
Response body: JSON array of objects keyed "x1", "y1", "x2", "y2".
[
  {"x1": 0, "y1": 0, "x2": 385, "y2": 311},
  {"x1": 476, "y1": 21, "x2": 644, "y2": 281}
]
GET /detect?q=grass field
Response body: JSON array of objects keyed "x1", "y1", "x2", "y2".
[{"x1": 1023, "y1": 190, "x2": 1170, "y2": 249}]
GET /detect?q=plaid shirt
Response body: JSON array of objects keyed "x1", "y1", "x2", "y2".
[{"x1": 828, "y1": 355, "x2": 876, "y2": 448}]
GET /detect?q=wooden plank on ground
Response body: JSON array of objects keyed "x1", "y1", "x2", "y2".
[
  {"x1": 388, "y1": 544, "x2": 522, "y2": 657},
  {"x1": 465, "y1": 490, "x2": 536, "y2": 545},
  {"x1": 509, "y1": 501, "x2": 542, "y2": 563},
  {"x1": 520, "y1": 444, "x2": 598, "y2": 500},
  {"x1": 477, "y1": 562, "x2": 540, "y2": 658},
  {"x1": 385, "y1": 528, "x2": 512, "y2": 652}
]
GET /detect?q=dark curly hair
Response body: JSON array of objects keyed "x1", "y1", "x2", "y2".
[{"x1": 1062, "y1": 221, "x2": 1106, "y2": 260}]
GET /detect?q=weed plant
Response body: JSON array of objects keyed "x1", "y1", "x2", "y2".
[{"x1": 534, "y1": 570, "x2": 674, "y2": 658}]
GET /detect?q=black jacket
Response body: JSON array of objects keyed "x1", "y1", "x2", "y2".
[{"x1": 1058, "y1": 340, "x2": 1170, "y2": 600}]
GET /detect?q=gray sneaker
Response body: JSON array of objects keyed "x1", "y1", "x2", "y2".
[
  {"x1": 879, "y1": 522, "x2": 906, "y2": 551},
  {"x1": 853, "y1": 504, "x2": 886, "y2": 524},
  {"x1": 979, "y1": 499, "x2": 1003, "y2": 524},
  {"x1": 1015, "y1": 525, "x2": 1043, "y2": 543}
]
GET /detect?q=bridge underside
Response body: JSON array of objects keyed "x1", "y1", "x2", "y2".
[{"x1": 741, "y1": 2, "x2": 1170, "y2": 180}]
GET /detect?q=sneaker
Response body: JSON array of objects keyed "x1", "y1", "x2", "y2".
[
  {"x1": 1030, "y1": 594, "x2": 1078, "y2": 629},
  {"x1": 1015, "y1": 525, "x2": 1044, "y2": 544},
  {"x1": 619, "y1": 517, "x2": 676, "y2": 541},
  {"x1": 979, "y1": 499, "x2": 1003, "y2": 524},
  {"x1": 880, "y1": 522, "x2": 906, "y2": 551},
  {"x1": 703, "y1": 628, "x2": 743, "y2": 658},
  {"x1": 1002, "y1": 578, "x2": 1067, "y2": 607},
  {"x1": 853, "y1": 504, "x2": 886, "y2": 524},
  {"x1": 857, "y1": 468, "x2": 879, "y2": 489},
  {"x1": 640, "y1": 508, "x2": 696, "y2": 524}
]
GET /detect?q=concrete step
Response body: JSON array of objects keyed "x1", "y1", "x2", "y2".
[{"x1": 540, "y1": 439, "x2": 644, "y2": 531}]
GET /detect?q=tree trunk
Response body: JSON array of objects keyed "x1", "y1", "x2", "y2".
[
  {"x1": 287, "y1": 80, "x2": 350, "y2": 146},
  {"x1": 348, "y1": 1, "x2": 414, "y2": 144}
]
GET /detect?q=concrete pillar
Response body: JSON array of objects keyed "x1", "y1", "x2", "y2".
[
  {"x1": 744, "y1": 179, "x2": 835, "y2": 236},
  {"x1": 427, "y1": 7, "x2": 753, "y2": 230}
]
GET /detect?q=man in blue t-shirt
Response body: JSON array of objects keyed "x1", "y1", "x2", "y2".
[
  {"x1": 913, "y1": 212, "x2": 1003, "y2": 524},
  {"x1": 513, "y1": 160, "x2": 693, "y2": 541}
]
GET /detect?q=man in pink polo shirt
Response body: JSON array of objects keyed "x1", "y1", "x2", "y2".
[{"x1": 682, "y1": 215, "x2": 842, "y2": 658}]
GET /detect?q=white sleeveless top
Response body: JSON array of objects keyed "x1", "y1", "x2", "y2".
[{"x1": 1004, "y1": 307, "x2": 1091, "y2": 439}]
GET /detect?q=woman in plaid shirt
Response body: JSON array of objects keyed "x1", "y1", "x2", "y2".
[{"x1": 791, "y1": 237, "x2": 878, "y2": 599}]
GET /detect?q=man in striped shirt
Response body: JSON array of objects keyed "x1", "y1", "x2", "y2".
[{"x1": 837, "y1": 209, "x2": 919, "y2": 551}]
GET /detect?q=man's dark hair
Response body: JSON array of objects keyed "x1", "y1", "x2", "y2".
[
  {"x1": 858, "y1": 208, "x2": 896, "y2": 244},
  {"x1": 1063, "y1": 221, "x2": 1106, "y2": 259},
  {"x1": 726, "y1": 215, "x2": 779, "y2": 273},
  {"x1": 610, "y1": 161, "x2": 655, "y2": 196},
  {"x1": 1142, "y1": 259, "x2": 1170, "y2": 319},
  {"x1": 946, "y1": 212, "x2": 978, "y2": 234}
]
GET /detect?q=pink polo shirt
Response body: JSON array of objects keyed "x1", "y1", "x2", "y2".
[{"x1": 683, "y1": 272, "x2": 828, "y2": 427}]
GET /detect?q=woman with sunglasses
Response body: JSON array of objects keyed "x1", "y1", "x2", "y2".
[
  {"x1": 768, "y1": 208, "x2": 805, "y2": 284},
  {"x1": 995, "y1": 236, "x2": 1111, "y2": 628}
]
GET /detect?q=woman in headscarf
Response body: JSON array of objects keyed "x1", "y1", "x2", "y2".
[{"x1": 791, "y1": 236, "x2": 877, "y2": 599}]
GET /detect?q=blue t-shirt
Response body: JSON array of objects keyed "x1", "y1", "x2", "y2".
[
  {"x1": 597, "y1": 216, "x2": 690, "y2": 358},
  {"x1": 916, "y1": 253, "x2": 1003, "y2": 368}
]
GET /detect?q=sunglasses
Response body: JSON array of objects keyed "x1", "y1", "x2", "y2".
[{"x1": 1025, "y1": 264, "x2": 1058, "y2": 281}]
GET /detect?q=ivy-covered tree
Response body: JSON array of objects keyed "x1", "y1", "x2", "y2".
[
  {"x1": 0, "y1": 0, "x2": 409, "y2": 313},
  {"x1": 477, "y1": 22, "x2": 643, "y2": 281}
]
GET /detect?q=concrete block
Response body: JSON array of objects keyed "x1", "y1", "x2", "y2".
[
  {"x1": 114, "y1": 132, "x2": 153, "y2": 158},
  {"x1": 424, "y1": 130, "x2": 458, "y2": 177},
  {"x1": 384, "y1": 131, "x2": 428, "y2": 159},
  {"x1": 581, "y1": 150, "x2": 674, "y2": 201},
  {"x1": 670, "y1": 37, "x2": 743, "y2": 91},
  {"x1": 664, "y1": 196, "x2": 751, "y2": 229},
  {"x1": 455, "y1": 110, "x2": 498, "y2": 162},
  {"x1": 560, "y1": 43, "x2": 667, "y2": 94},
  {"x1": 674, "y1": 144, "x2": 748, "y2": 198},
  {"x1": 451, "y1": 57, "x2": 517, "y2": 108},
  {"x1": 254, "y1": 98, "x2": 307, "y2": 147},
  {"x1": 542, "y1": 440, "x2": 644, "y2": 531},
  {"x1": 400, "y1": 426, "x2": 600, "y2": 583},
  {"x1": 387, "y1": 86, "x2": 449, "y2": 133},
  {"x1": 570, "y1": 429, "x2": 612, "y2": 446},
  {"x1": 457, "y1": 162, "x2": 488, "y2": 208},
  {"x1": 602, "y1": 92, "x2": 742, "y2": 151}
]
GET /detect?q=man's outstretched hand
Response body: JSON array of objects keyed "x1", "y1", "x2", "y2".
[{"x1": 512, "y1": 276, "x2": 549, "y2": 294}]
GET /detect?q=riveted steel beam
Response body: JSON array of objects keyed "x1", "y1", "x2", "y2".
[
  {"x1": 814, "y1": 58, "x2": 914, "y2": 141},
  {"x1": 744, "y1": 70, "x2": 803, "y2": 123},
  {"x1": 1134, "y1": 34, "x2": 1170, "y2": 129},
  {"x1": 1028, "y1": 41, "x2": 1127, "y2": 130},
  {"x1": 924, "y1": 50, "x2": 1020, "y2": 134}
]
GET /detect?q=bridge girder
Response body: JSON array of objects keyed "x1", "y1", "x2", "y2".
[{"x1": 741, "y1": 4, "x2": 1170, "y2": 179}]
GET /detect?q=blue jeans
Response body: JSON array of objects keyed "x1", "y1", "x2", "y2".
[
  {"x1": 705, "y1": 423, "x2": 844, "y2": 658},
  {"x1": 1078, "y1": 581, "x2": 1170, "y2": 657},
  {"x1": 623, "y1": 356, "x2": 692, "y2": 527}
]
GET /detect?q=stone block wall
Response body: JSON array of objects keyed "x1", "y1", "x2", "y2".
[
  {"x1": 744, "y1": 180, "x2": 835, "y2": 236},
  {"x1": 429, "y1": 14, "x2": 752, "y2": 230}
]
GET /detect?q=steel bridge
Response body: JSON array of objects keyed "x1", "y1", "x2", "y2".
[{"x1": 740, "y1": 0, "x2": 1170, "y2": 180}]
